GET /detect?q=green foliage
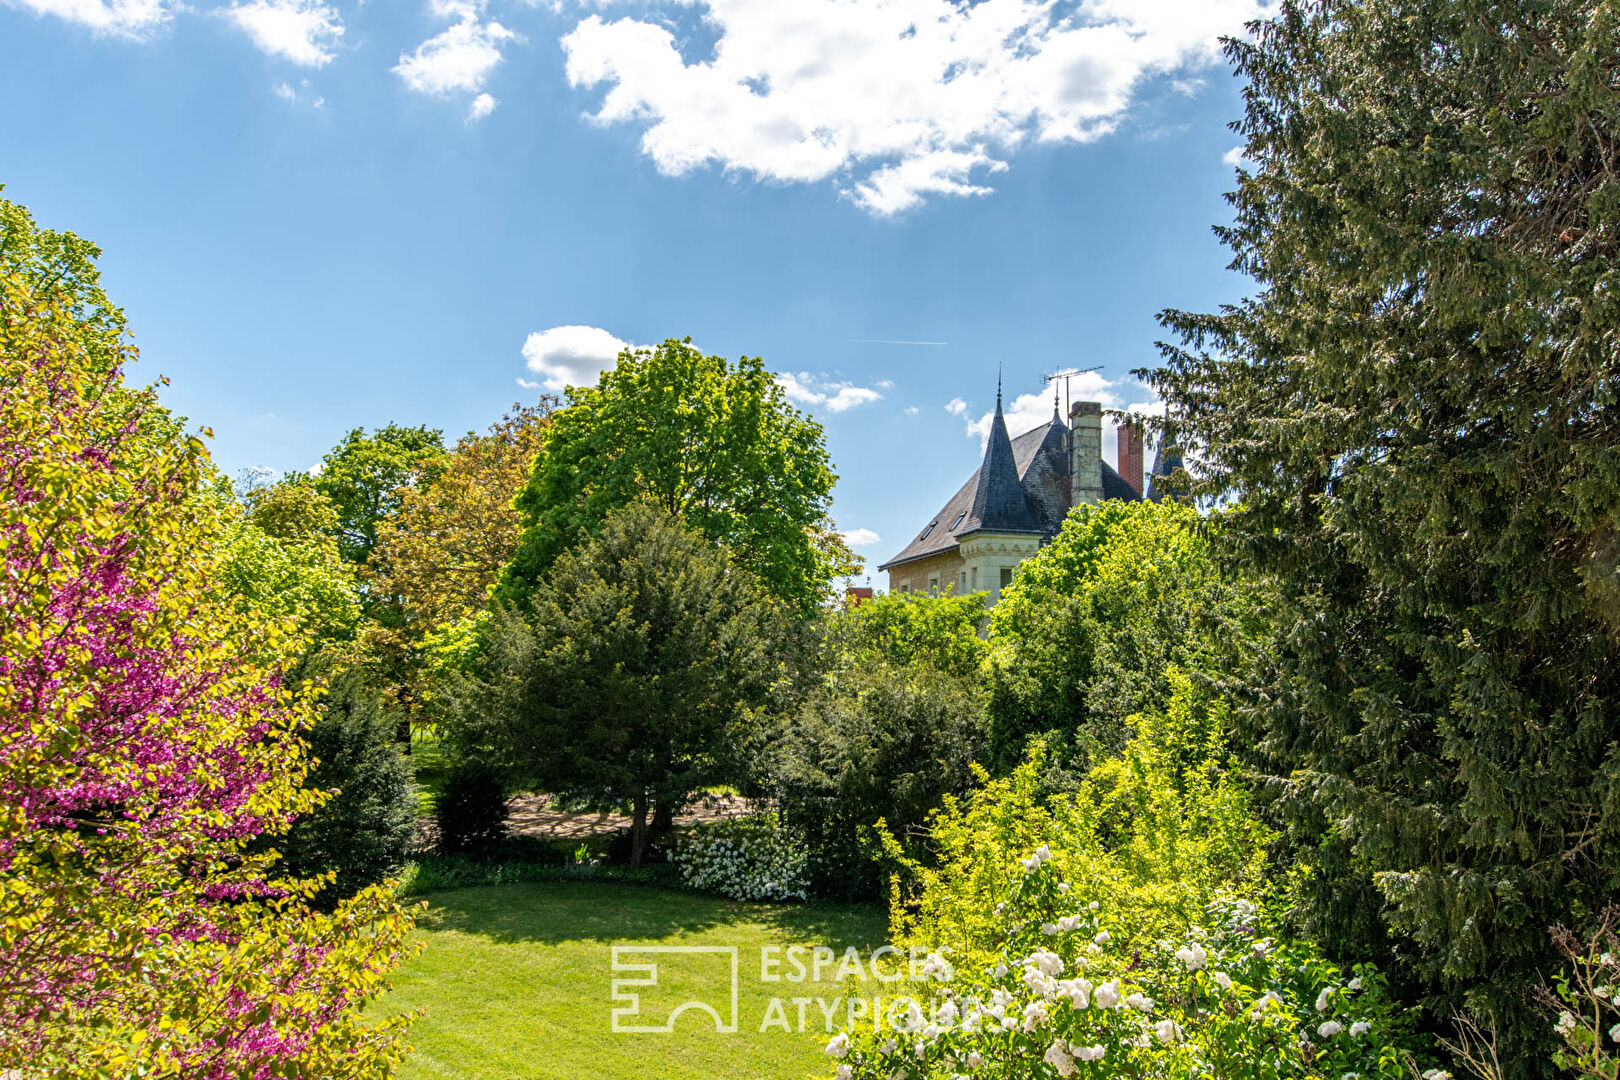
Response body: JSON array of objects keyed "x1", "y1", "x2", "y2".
[
  {"x1": 311, "y1": 423, "x2": 446, "y2": 565},
  {"x1": 450, "y1": 501, "x2": 787, "y2": 865},
  {"x1": 985, "y1": 500, "x2": 1244, "y2": 773},
  {"x1": 279, "y1": 664, "x2": 418, "y2": 905},
  {"x1": 220, "y1": 481, "x2": 361, "y2": 646},
  {"x1": 499, "y1": 337, "x2": 854, "y2": 611},
  {"x1": 396, "y1": 855, "x2": 677, "y2": 896},
  {"x1": 1145, "y1": 1, "x2": 1620, "y2": 1065},
  {"x1": 833, "y1": 671, "x2": 1430, "y2": 1080},
  {"x1": 827, "y1": 590, "x2": 989, "y2": 673},
  {"x1": 0, "y1": 190, "x2": 126, "y2": 373},
  {"x1": 240, "y1": 473, "x2": 341, "y2": 541},
  {"x1": 434, "y1": 761, "x2": 509, "y2": 857},
  {"x1": 768, "y1": 660, "x2": 988, "y2": 902},
  {"x1": 891, "y1": 673, "x2": 1272, "y2": 969}
]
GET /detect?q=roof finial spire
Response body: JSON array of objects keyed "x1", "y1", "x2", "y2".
[{"x1": 996, "y1": 363, "x2": 1003, "y2": 411}]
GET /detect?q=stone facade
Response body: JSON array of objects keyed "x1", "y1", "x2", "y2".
[{"x1": 886, "y1": 550, "x2": 972, "y2": 599}]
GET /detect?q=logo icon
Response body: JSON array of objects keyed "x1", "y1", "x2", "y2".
[{"x1": 610, "y1": 945, "x2": 739, "y2": 1033}]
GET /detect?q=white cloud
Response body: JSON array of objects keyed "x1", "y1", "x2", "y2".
[
  {"x1": 1223, "y1": 144, "x2": 1248, "y2": 167},
  {"x1": 962, "y1": 376, "x2": 1166, "y2": 472},
  {"x1": 777, "y1": 372, "x2": 882, "y2": 414},
  {"x1": 520, "y1": 324, "x2": 638, "y2": 391},
  {"x1": 944, "y1": 397, "x2": 968, "y2": 416},
  {"x1": 271, "y1": 76, "x2": 324, "y2": 106},
  {"x1": 967, "y1": 389, "x2": 1080, "y2": 445},
  {"x1": 964, "y1": 373, "x2": 1118, "y2": 442},
  {"x1": 396, "y1": 2, "x2": 516, "y2": 103},
  {"x1": 560, "y1": 0, "x2": 1271, "y2": 215},
  {"x1": 842, "y1": 527, "x2": 882, "y2": 547},
  {"x1": 903, "y1": 405, "x2": 920, "y2": 416},
  {"x1": 3, "y1": 0, "x2": 170, "y2": 36},
  {"x1": 227, "y1": 0, "x2": 343, "y2": 66}
]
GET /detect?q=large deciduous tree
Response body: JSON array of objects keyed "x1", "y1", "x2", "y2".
[
  {"x1": 498, "y1": 338, "x2": 857, "y2": 612},
  {"x1": 223, "y1": 476, "x2": 361, "y2": 646},
  {"x1": 0, "y1": 199, "x2": 415, "y2": 1076},
  {"x1": 449, "y1": 502, "x2": 783, "y2": 865},
  {"x1": 369, "y1": 399, "x2": 555, "y2": 630},
  {"x1": 1147, "y1": 1, "x2": 1620, "y2": 1067},
  {"x1": 312, "y1": 422, "x2": 445, "y2": 566},
  {"x1": 985, "y1": 500, "x2": 1246, "y2": 775}
]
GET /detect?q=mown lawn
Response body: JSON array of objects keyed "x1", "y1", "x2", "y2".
[{"x1": 376, "y1": 881, "x2": 890, "y2": 1080}]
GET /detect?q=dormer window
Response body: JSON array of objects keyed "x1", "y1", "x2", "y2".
[{"x1": 949, "y1": 511, "x2": 967, "y2": 532}]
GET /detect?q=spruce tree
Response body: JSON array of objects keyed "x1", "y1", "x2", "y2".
[{"x1": 1148, "y1": 2, "x2": 1620, "y2": 1069}]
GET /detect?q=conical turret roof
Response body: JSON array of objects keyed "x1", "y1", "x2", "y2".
[{"x1": 960, "y1": 389, "x2": 1040, "y2": 535}]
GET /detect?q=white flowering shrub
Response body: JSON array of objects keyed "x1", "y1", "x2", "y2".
[
  {"x1": 827, "y1": 854, "x2": 1429, "y2": 1080},
  {"x1": 671, "y1": 813, "x2": 809, "y2": 902},
  {"x1": 1543, "y1": 907, "x2": 1620, "y2": 1080}
]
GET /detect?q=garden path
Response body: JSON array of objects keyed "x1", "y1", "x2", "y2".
[{"x1": 502, "y1": 792, "x2": 754, "y2": 840}]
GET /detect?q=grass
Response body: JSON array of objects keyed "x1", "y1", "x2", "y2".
[
  {"x1": 375, "y1": 881, "x2": 889, "y2": 1080},
  {"x1": 408, "y1": 733, "x2": 453, "y2": 817}
]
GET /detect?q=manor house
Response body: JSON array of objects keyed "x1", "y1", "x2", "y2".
[{"x1": 877, "y1": 390, "x2": 1178, "y2": 604}]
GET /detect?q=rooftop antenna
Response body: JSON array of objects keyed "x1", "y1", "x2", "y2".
[{"x1": 1043, "y1": 366, "x2": 1102, "y2": 420}]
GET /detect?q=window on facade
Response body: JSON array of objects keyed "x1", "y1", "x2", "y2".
[
  {"x1": 927, "y1": 575, "x2": 939, "y2": 592},
  {"x1": 959, "y1": 571, "x2": 967, "y2": 593},
  {"x1": 1000, "y1": 567, "x2": 1014, "y2": 589},
  {"x1": 899, "y1": 584, "x2": 910, "y2": 593},
  {"x1": 970, "y1": 566, "x2": 978, "y2": 591},
  {"x1": 949, "y1": 511, "x2": 966, "y2": 531}
]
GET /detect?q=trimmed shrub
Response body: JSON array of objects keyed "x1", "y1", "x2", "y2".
[
  {"x1": 767, "y1": 659, "x2": 987, "y2": 901},
  {"x1": 279, "y1": 666, "x2": 417, "y2": 905},
  {"x1": 435, "y1": 762, "x2": 508, "y2": 856},
  {"x1": 672, "y1": 813, "x2": 809, "y2": 902}
]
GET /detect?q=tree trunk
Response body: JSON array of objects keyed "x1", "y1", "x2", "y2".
[
  {"x1": 629, "y1": 788, "x2": 649, "y2": 868},
  {"x1": 652, "y1": 796, "x2": 675, "y2": 834}
]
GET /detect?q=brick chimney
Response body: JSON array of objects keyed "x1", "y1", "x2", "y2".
[
  {"x1": 1117, "y1": 418, "x2": 1145, "y2": 496},
  {"x1": 1068, "y1": 401, "x2": 1102, "y2": 506}
]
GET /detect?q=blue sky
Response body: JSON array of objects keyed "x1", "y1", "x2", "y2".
[{"x1": 1, "y1": 0, "x2": 1262, "y2": 578}]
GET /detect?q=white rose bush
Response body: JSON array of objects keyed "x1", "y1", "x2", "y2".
[
  {"x1": 671, "y1": 812, "x2": 810, "y2": 902},
  {"x1": 829, "y1": 855, "x2": 1425, "y2": 1080}
]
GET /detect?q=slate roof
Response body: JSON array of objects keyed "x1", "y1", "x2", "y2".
[
  {"x1": 878, "y1": 404, "x2": 1142, "y2": 572},
  {"x1": 962, "y1": 398, "x2": 1042, "y2": 537},
  {"x1": 1144, "y1": 440, "x2": 1185, "y2": 503}
]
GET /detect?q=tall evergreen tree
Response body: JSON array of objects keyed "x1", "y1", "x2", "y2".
[
  {"x1": 450, "y1": 502, "x2": 784, "y2": 865},
  {"x1": 1147, "y1": 2, "x2": 1620, "y2": 1069}
]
